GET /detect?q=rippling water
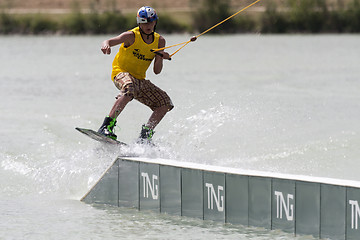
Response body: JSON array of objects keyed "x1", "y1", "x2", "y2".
[{"x1": 1, "y1": 34, "x2": 359, "y2": 239}]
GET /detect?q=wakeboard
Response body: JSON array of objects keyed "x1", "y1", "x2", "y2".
[{"x1": 75, "y1": 127, "x2": 127, "y2": 146}]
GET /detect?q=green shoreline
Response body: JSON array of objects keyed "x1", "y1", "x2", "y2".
[{"x1": 1, "y1": 0, "x2": 360, "y2": 34}]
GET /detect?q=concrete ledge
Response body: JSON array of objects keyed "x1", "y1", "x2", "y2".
[{"x1": 82, "y1": 157, "x2": 360, "y2": 239}]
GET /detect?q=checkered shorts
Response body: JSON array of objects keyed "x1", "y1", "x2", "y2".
[{"x1": 114, "y1": 72, "x2": 174, "y2": 112}]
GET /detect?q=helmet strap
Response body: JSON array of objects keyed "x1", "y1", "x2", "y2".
[
  {"x1": 138, "y1": 22, "x2": 157, "y2": 40},
  {"x1": 138, "y1": 25, "x2": 153, "y2": 40}
]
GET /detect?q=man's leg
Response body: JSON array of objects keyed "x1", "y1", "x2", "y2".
[
  {"x1": 98, "y1": 95, "x2": 132, "y2": 139},
  {"x1": 146, "y1": 105, "x2": 169, "y2": 130},
  {"x1": 138, "y1": 105, "x2": 169, "y2": 143},
  {"x1": 109, "y1": 95, "x2": 132, "y2": 119},
  {"x1": 110, "y1": 72, "x2": 135, "y2": 119},
  {"x1": 136, "y1": 79, "x2": 173, "y2": 143}
]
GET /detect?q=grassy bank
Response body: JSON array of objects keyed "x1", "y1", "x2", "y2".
[
  {"x1": 262, "y1": 0, "x2": 360, "y2": 33},
  {"x1": 0, "y1": 11, "x2": 189, "y2": 34},
  {"x1": 1, "y1": 0, "x2": 360, "y2": 34}
]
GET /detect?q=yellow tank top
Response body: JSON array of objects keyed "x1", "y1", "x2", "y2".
[{"x1": 111, "y1": 27, "x2": 160, "y2": 80}]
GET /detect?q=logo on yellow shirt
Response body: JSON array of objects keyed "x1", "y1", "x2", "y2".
[{"x1": 133, "y1": 49, "x2": 152, "y2": 62}]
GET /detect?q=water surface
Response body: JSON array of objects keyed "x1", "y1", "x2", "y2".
[{"x1": 1, "y1": 34, "x2": 359, "y2": 239}]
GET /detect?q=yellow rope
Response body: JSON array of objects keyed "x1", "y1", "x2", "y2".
[
  {"x1": 196, "y1": 0, "x2": 261, "y2": 38},
  {"x1": 152, "y1": 0, "x2": 262, "y2": 57},
  {"x1": 169, "y1": 41, "x2": 191, "y2": 57}
]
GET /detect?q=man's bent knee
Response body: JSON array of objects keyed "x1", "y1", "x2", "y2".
[{"x1": 154, "y1": 105, "x2": 170, "y2": 114}]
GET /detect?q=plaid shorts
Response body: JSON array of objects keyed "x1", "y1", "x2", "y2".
[{"x1": 114, "y1": 72, "x2": 174, "y2": 112}]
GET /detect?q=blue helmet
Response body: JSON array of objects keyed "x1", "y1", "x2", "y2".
[{"x1": 137, "y1": 6, "x2": 158, "y2": 24}]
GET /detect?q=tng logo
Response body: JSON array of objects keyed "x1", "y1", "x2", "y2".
[
  {"x1": 349, "y1": 200, "x2": 360, "y2": 230},
  {"x1": 274, "y1": 191, "x2": 294, "y2": 221},
  {"x1": 205, "y1": 183, "x2": 224, "y2": 212},
  {"x1": 141, "y1": 172, "x2": 158, "y2": 200}
]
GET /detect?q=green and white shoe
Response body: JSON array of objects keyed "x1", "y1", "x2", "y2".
[
  {"x1": 137, "y1": 125, "x2": 154, "y2": 144},
  {"x1": 98, "y1": 116, "x2": 117, "y2": 140}
]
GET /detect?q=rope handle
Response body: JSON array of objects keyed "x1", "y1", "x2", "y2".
[{"x1": 151, "y1": 49, "x2": 172, "y2": 61}]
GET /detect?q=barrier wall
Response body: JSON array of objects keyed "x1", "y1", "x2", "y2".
[{"x1": 82, "y1": 157, "x2": 360, "y2": 239}]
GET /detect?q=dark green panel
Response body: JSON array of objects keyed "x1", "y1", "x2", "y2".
[
  {"x1": 118, "y1": 160, "x2": 139, "y2": 208},
  {"x1": 225, "y1": 174, "x2": 248, "y2": 225},
  {"x1": 320, "y1": 184, "x2": 345, "y2": 240},
  {"x1": 248, "y1": 177, "x2": 271, "y2": 229},
  {"x1": 203, "y1": 172, "x2": 225, "y2": 222},
  {"x1": 160, "y1": 165, "x2": 181, "y2": 215},
  {"x1": 346, "y1": 187, "x2": 360, "y2": 240},
  {"x1": 82, "y1": 160, "x2": 118, "y2": 206},
  {"x1": 272, "y1": 179, "x2": 295, "y2": 233},
  {"x1": 295, "y1": 181, "x2": 320, "y2": 238},
  {"x1": 181, "y1": 168, "x2": 203, "y2": 219},
  {"x1": 139, "y1": 163, "x2": 160, "y2": 211}
]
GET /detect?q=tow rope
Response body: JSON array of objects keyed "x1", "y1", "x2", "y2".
[{"x1": 151, "y1": 0, "x2": 262, "y2": 59}]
